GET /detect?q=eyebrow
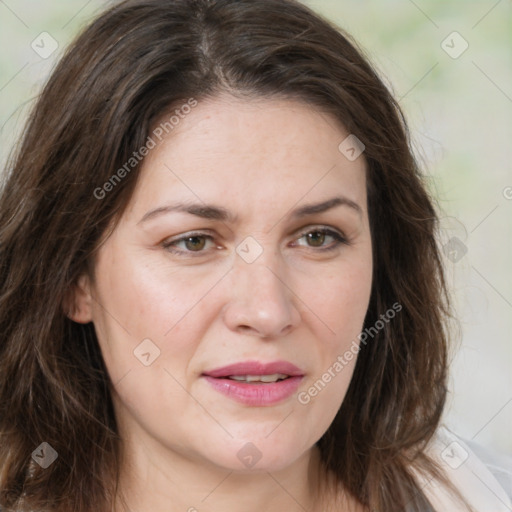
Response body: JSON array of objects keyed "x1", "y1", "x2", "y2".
[{"x1": 138, "y1": 195, "x2": 362, "y2": 225}]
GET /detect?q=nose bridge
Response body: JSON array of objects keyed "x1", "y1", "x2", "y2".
[
  {"x1": 240, "y1": 252, "x2": 282, "y2": 295},
  {"x1": 223, "y1": 241, "x2": 300, "y2": 337},
  {"x1": 234, "y1": 243, "x2": 287, "y2": 305}
]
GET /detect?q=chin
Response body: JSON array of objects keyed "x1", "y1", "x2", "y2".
[{"x1": 199, "y1": 435, "x2": 312, "y2": 474}]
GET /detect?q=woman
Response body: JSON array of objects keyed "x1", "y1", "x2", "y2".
[{"x1": 0, "y1": 0, "x2": 510, "y2": 511}]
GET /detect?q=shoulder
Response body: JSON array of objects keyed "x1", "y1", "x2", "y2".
[{"x1": 421, "y1": 425, "x2": 512, "y2": 511}]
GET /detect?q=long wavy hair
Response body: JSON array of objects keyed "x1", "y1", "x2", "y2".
[{"x1": 0, "y1": 0, "x2": 462, "y2": 510}]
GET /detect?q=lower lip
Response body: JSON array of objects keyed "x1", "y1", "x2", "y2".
[{"x1": 202, "y1": 375, "x2": 303, "y2": 406}]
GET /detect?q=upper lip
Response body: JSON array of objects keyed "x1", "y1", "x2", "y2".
[{"x1": 202, "y1": 360, "x2": 304, "y2": 378}]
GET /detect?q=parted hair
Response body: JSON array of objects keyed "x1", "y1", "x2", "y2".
[{"x1": 0, "y1": 0, "x2": 460, "y2": 510}]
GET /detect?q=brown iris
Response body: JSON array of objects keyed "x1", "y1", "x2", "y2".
[
  {"x1": 184, "y1": 236, "x2": 206, "y2": 251},
  {"x1": 306, "y1": 231, "x2": 325, "y2": 247}
]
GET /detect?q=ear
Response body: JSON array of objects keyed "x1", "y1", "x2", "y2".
[{"x1": 63, "y1": 274, "x2": 94, "y2": 324}]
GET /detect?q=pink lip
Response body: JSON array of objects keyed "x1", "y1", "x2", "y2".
[
  {"x1": 203, "y1": 360, "x2": 303, "y2": 378},
  {"x1": 202, "y1": 360, "x2": 304, "y2": 406}
]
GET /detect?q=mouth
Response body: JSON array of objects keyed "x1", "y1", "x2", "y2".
[
  {"x1": 225, "y1": 373, "x2": 290, "y2": 383},
  {"x1": 201, "y1": 360, "x2": 304, "y2": 406},
  {"x1": 203, "y1": 360, "x2": 304, "y2": 379}
]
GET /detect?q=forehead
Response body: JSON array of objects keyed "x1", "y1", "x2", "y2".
[
  {"x1": 127, "y1": 95, "x2": 367, "y2": 218},
  {"x1": 154, "y1": 95, "x2": 350, "y2": 161}
]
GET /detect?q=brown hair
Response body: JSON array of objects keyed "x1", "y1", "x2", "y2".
[{"x1": 0, "y1": 0, "x2": 462, "y2": 510}]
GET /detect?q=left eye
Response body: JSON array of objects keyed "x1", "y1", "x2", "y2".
[
  {"x1": 162, "y1": 227, "x2": 347, "y2": 256},
  {"x1": 294, "y1": 228, "x2": 347, "y2": 250}
]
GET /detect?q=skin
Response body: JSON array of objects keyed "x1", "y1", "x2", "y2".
[{"x1": 70, "y1": 94, "x2": 372, "y2": 512}]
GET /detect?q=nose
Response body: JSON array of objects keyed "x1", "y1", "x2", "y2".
[{"x1": 222, "y1": 253, "x2": 301, "y2": 339}]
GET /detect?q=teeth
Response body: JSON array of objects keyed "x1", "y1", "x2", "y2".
[{"x1": 229, "y1": 373, "x2": 288, "y2": 383}]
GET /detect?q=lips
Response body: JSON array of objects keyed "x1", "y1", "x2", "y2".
[
  {"x1": 202, "y1": 360, "x2": 304, "y2": 406},
  {"x1": 203, "y1": 360, "x2": 304, "y2": 378}
]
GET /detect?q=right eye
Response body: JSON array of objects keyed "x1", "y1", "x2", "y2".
[{"x1": 162, "y1": 232, "x2": 217, "y2": 256}]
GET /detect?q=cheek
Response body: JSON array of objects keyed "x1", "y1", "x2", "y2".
[
  {"x1": 90, "y1": 250, "x2": 228, "y2": 378},
  {"x1": 295, "y1": 256, "x2": 372, "y2": 417},
  {"x1": 90, "y1": 256, "x2": 213, "y2": 425},
  {"x1": 301, "y1": 259, "x2": 372, "y2": 342},
  {"x1": 295, "y1": 345, "x2": 359, "y2": 449}
]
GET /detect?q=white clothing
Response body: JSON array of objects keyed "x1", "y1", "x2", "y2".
[{"x1": 421, "y1": 425, "x2": 512, "y2": 511}]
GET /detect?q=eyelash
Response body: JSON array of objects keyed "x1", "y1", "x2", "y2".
[{"x1": 161, "y1": 227, "x2": 349, "y2": 257}]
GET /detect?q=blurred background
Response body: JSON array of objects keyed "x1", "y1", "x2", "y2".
[{"x1": 0, "y1": 0, "x2": 511, "y2": 456}]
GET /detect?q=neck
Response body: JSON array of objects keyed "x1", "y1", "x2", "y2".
[{"x1": 114, "y1": 433, "x2": 332, "y2": 512}]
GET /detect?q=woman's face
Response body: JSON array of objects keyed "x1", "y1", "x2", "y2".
[{"x1": 74, "y1": 95, "x2": 372, "y2": 473}]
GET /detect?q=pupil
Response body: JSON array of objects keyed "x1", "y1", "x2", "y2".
[
  {"x1": 308, "y1": 232, "x2": 324, "y2": 247},
  {"x1": 185, "y1": 236, "x2": 205, "y2": 251}
]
